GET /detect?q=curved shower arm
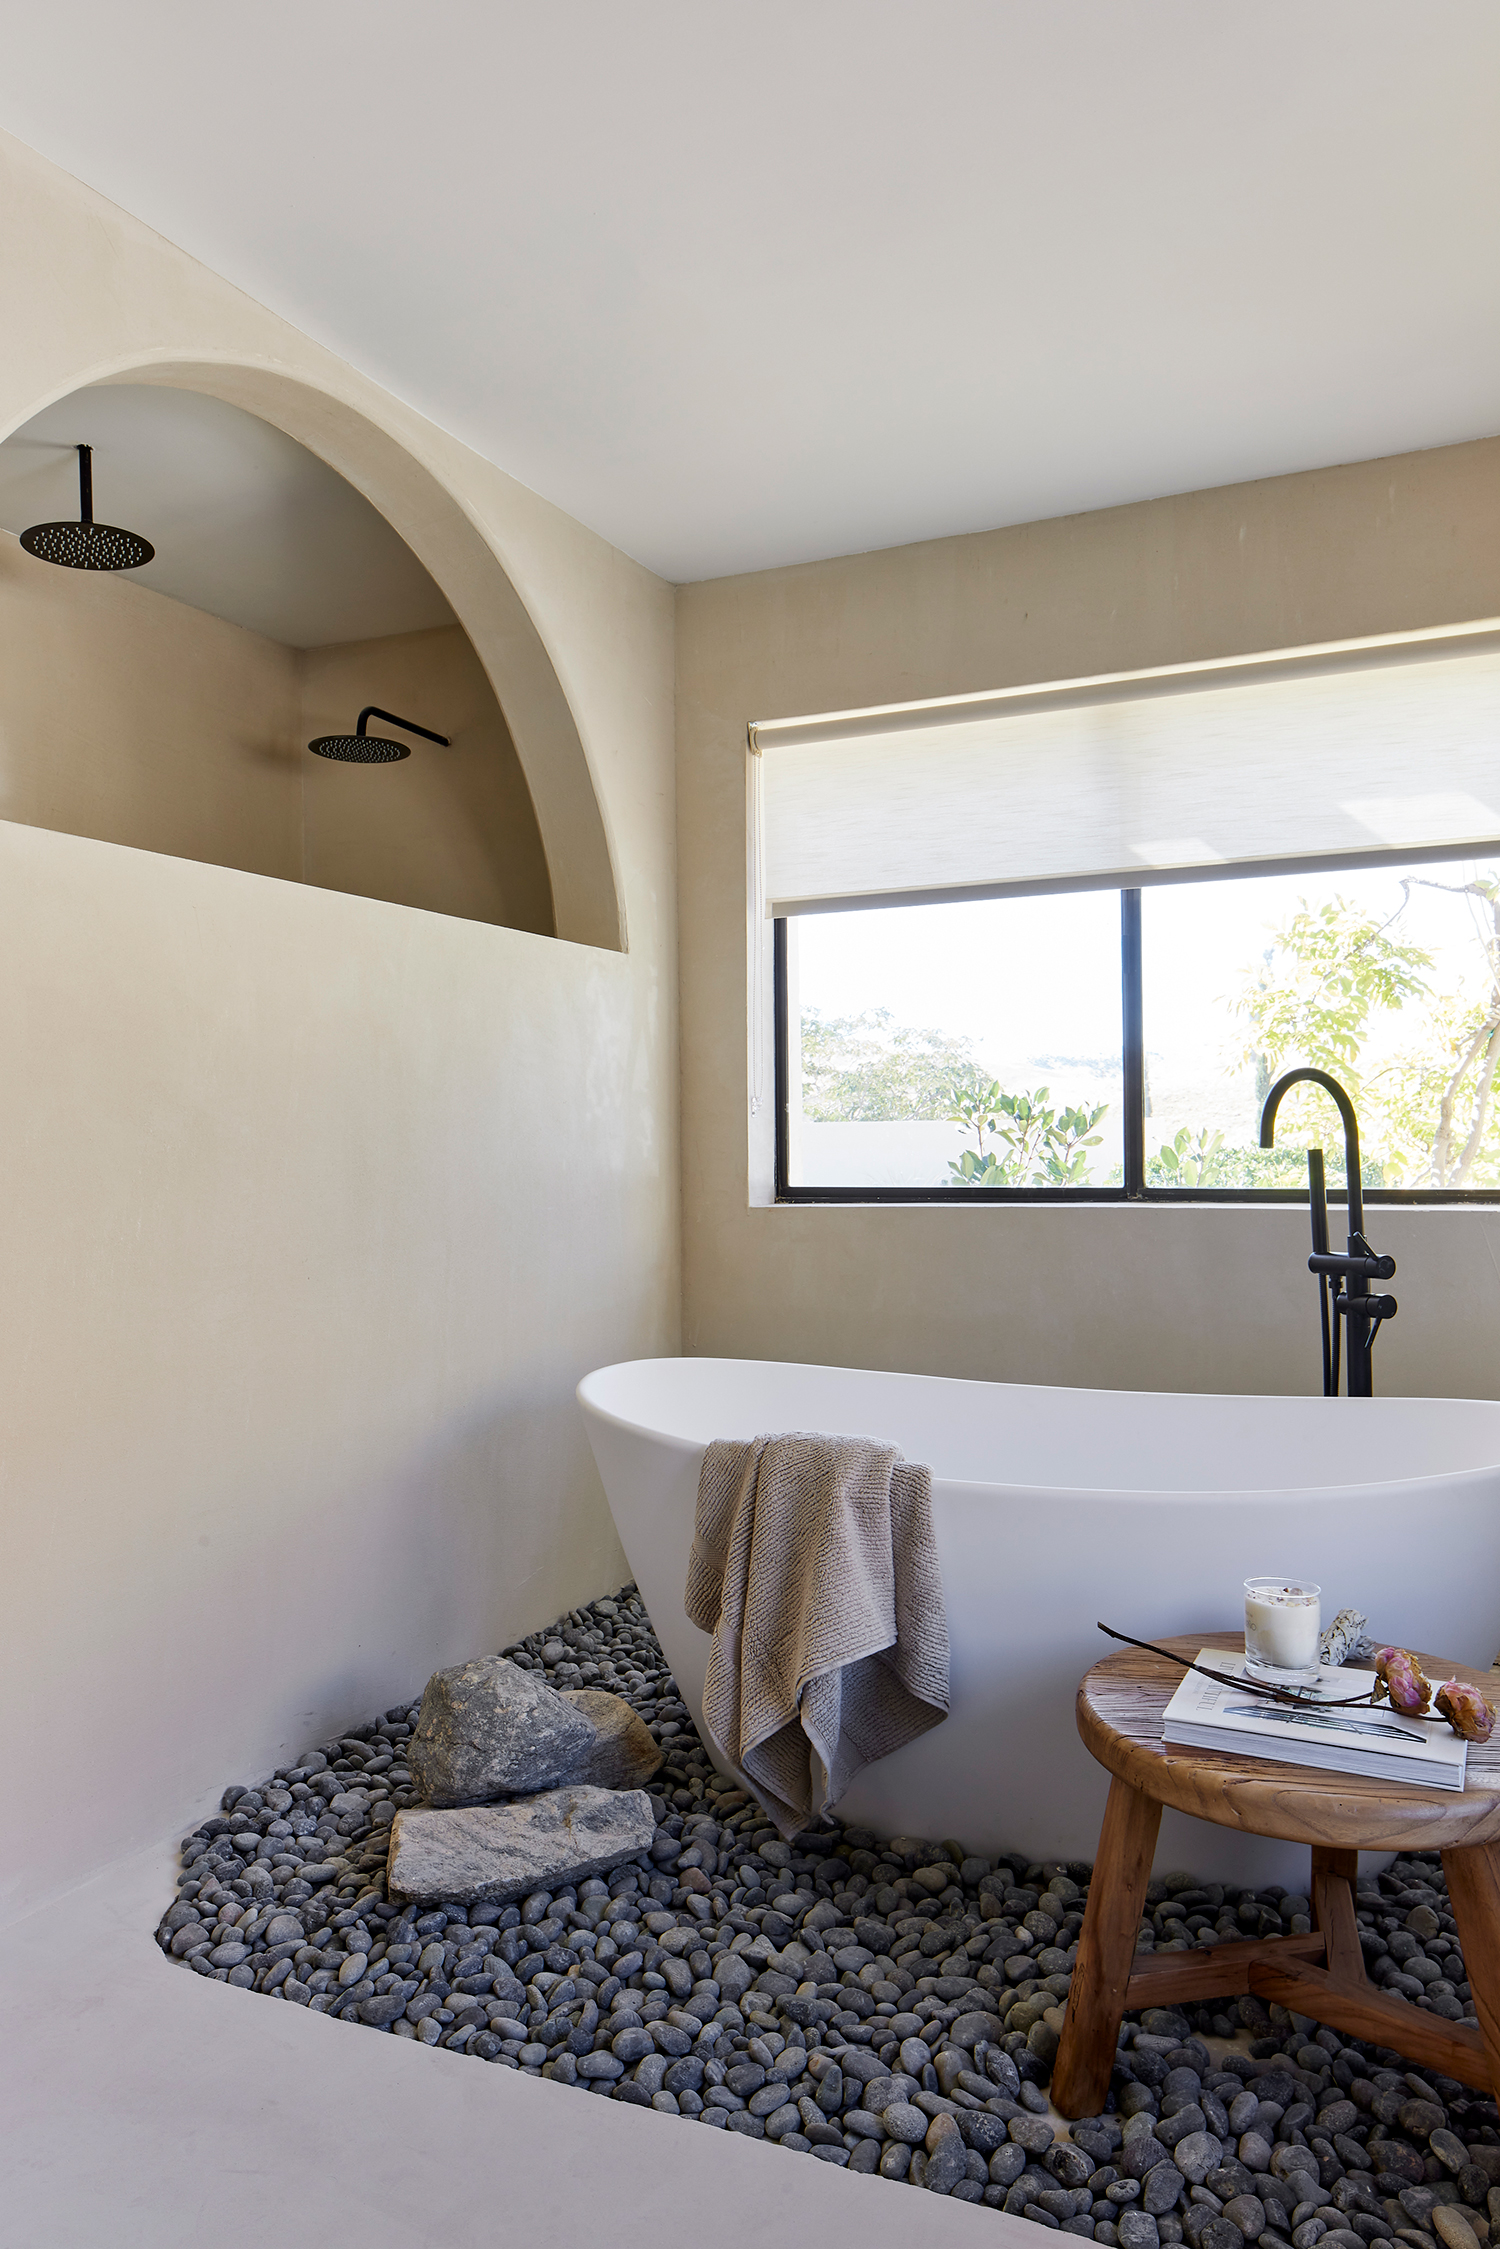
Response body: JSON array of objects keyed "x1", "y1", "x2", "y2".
[
  {"x1": 356, "y1": 706, "x2": 450, "y2": 747},
  {"x1": 1259, "y1": 1065, "x2": 1363, "y2": 1238}
]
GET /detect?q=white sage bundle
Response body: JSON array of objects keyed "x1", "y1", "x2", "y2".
[{"x1": 1320, "y1": 1607, "x2": 1370, "y2": 1669}]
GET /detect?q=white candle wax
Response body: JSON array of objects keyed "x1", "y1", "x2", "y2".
[{"x1": 1244, "y1": 1580, "x2": 1321, "y2": 1675}]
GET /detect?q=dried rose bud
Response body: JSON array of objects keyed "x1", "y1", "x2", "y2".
[
  {"x1": 1374, "y1": 1647, "x2": 1432, "y2": 1715},
  {"x1": 1436, "y1": 1679, "x2": 1496, "y2": 1743}
]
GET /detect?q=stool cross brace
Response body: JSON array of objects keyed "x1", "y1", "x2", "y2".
[{"x1": 1052, "y1": 1776, "x2": 1500, "y2": 2118}]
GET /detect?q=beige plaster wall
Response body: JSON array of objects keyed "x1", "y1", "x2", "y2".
[
  {"x1": 302, "y1": 625, "x2": 553, "y2": 933},
  {"x1": 0, "y1": 526, "x2": 303, "y2": 878},
  {"x1": 0, "y1": 523, "x2": 555, "y2": 932},
  {"x1": 677, "y1": 436, "x2": 1500, "y2": 1403},
  {"x1": 0, "y1": 131, "x2": 677, "y2": 1922}
]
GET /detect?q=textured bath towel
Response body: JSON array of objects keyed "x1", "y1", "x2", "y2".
[{"x1": 684, "y1": 1433, "x2": 949, "y2": 1839}]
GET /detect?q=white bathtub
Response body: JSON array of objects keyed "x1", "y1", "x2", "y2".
[{"x1": 578, "y1": 1355, "x2": 1500, "y2": 1885}]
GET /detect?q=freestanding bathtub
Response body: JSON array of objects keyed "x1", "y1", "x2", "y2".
[{"x1": 578, "y1": 1356, "x2": 1500, "y2": 1885}]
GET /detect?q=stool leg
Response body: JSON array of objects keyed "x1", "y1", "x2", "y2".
[
  {"x1": 1441, "y1": 1844, "x2": 1500, "y2": 2102},
  {"x1": 1310, "y1": 1847, "x2": 1363, "y2": 1986},
  {"x1": 1053, "y1": 1776, "x2": 1162, "y2": 2119}
]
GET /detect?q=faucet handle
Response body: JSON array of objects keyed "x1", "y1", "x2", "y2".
[{"x1": 1309, "y1": 1250, "x2": 1396, "y2": 1281}]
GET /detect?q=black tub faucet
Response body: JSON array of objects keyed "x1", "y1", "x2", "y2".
[{"x1": 1259, "y1": 1067, "x2": 1397, "y2": 1397}]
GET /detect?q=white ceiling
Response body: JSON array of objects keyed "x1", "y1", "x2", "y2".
[
  {"x1": 0, "y1": 386, "x2": 454, "y2": 648},
  {"x1": 0, "y1": 1, "x2": 1496, "y2": 585}
]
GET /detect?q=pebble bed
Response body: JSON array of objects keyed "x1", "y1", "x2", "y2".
[{"x1": 158, "y1": 1589, "x2": 1500, "y2": 2244}]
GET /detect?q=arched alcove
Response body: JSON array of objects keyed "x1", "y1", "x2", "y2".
[{"x1": 1, "y1": 358, "x2": 626, "y2": 950}]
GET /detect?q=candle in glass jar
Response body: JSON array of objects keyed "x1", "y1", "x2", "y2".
[{"x1": 1243, "y1": 1578, "x2": 1321, "y2": 1683}]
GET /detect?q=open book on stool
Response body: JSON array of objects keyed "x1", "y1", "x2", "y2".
[{"x1": 1162, "y1": 1648, "x2": 1468, "y2": 1790}]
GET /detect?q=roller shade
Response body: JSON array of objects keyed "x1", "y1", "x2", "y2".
[{"x1": 752, "y1": 621, "x2": 1500, "y2": 916}]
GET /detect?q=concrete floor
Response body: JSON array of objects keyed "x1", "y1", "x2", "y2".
[{"x1": 3, "y1": 1843, "x2": 1034, "y2": 2248}]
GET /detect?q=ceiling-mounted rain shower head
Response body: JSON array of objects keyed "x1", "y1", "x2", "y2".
[
  {"x1": 307, "y1": 706, "x2": 451, "y2": 763},
  {"x1": 20, "y1": 444, "x2": 155, "y2": 571}
]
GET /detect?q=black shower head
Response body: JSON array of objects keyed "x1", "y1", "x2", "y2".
[
  {"x1": 308, "y1": 706, "x2": 451, "y2": 763},
  {"x1": 20, "y1": 445, "x2": 155, "y2": 572}
]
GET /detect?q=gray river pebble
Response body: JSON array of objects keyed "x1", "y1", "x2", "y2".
[{"x1": 153, "y1": 1586, "x2": 1500, "y2": 2233}]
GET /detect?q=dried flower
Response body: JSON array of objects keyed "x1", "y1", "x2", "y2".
[
  {"x1": 1374, "y1": 1647, "x2": 1432, "y2": 1716},
  {"x1": 1435, "y1": 1679, "x2": 1496, "y2": 1743}
]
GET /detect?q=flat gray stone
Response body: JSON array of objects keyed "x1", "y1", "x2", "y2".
[
  {"x1": 1143, "y1": 2162, "x2": 1186, "y2": 2214},
  {"x1": 1119, "y1": 2215, "x2": 1161, "y2": 2249},
  {"x1": 559, "y1": 1689, "x2": 665, "y2": 1790},
  {"x1": 957, "y1": 2111, "x2": 1009, "y2": 2155},
  {"x1": 358, "y1": 1994, "x2": 408, "y2": 2026},
  {"x1": 925, "y1": 2128, "x2": 969, "y2": 2193},
  {"x1": 883, "y1": 2102, "x2": 930, "y2": 2146},
  {"x1": 387, "y1": 1785, "x2": 654, "y2": 1905},
  {"x1": 1173, "y1": 2131, "x2": 1224, "y2": 2185},
  {"x1": 949, "y1": 2009, "x2": 1007, "y2": 2050},
  {"x1": 1012, "y1": 2115, "x2": 1057, "y2": 2155},
  {"x1": 408, "y1": 1657, "x2": 597, "y2": 1806},
  {"x1": 1122, "y1": 2136, "x2": 1170, "y2": 2180},
  {"x1": 1047, "y1": 2143, "x2": 1094, "y2": 2189},
  {"x1": 715, "y1": 1955, "x2": 755, "y2": 2002}
]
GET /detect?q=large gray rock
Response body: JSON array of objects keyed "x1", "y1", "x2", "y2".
[
  {"x1": 387, "y1": 1785, "x2": 655, "y2": 1905},
  {"x1": 408, "y1": 1656, "x2": 596, "y2": 1807},
  {"x1": 560, "y1": 1688, "x2": 665, "y2": 1789}
]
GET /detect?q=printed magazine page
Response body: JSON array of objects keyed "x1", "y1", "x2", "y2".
[{"x1": 1162, "y1": 1649, "x2": 1468, "y2": 1791}]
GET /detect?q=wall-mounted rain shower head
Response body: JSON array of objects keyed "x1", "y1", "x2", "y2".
[
  {"x1": 20, "y1": 445, "x2": 155, "y2": 571},
  {"x1": 307, "y1": 706, "x2": 451, "y2": 763}
]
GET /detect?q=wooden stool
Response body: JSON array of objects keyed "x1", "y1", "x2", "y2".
[{"x1": 1051, "y1": 1635, "x2": 1500, "y2": 2119}]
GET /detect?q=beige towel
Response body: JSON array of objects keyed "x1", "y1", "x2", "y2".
[{"x1": 685, "y1": 1432, "x2": 949, "y2": 1839}]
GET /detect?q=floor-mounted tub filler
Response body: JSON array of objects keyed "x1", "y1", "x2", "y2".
[{"x1": 578, "y1": 1356, "x2": 1500, "y2": 1884}]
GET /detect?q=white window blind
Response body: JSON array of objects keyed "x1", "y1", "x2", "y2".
[{"x1": 751, "y1": 621, "x2": 1500, "y2": 917}]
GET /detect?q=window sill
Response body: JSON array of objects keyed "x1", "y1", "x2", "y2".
[{"x1": 772, "y1": 1187, "x2": 1500, "y2": 1207}]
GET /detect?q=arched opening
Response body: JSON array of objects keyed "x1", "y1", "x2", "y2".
[{"x1": 0, "y1": 362, "x2": 625, "y2": 949}]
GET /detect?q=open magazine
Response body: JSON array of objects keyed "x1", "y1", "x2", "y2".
[{"x1": 1162, "y1": 1649, "x2": 1468, "y2": 1792}]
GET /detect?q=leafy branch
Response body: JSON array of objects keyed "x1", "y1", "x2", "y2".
[{"x1": 946, "y1": 1079, "x2": 1107, "y2": 1188}]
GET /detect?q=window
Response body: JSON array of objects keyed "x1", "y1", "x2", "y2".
[
  {"x1": 780, "y1": 890, "x2": 1126, "y2": 1196},
  {"x1": 1140, "y1": 856, "x2": 1500, "y2": 1194},
  {"x1": 759, "y1": 623, "x2": 1500, "y2": 1203},
  {"x1": 777, "y1": 851, "x2": 1500, "y2": 1200}
]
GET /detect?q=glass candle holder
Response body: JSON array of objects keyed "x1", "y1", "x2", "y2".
[{"x1": 1243, "y1": 1577, "x2": 1322, "y2": 1687}]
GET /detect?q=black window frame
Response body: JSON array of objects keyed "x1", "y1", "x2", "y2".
[{"x1": 772, "y1": 886, "x2": 1500, "y2": 1206}]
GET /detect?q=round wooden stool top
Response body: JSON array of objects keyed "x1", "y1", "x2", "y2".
[{"x1": 1078, "y1": 1634, "x2": 1500, "y2": 1854}]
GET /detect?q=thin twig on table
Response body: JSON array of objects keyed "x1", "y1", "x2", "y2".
[{"x1": 1095, "y1": 1622, "x2": 1400, "y2": 1711}]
